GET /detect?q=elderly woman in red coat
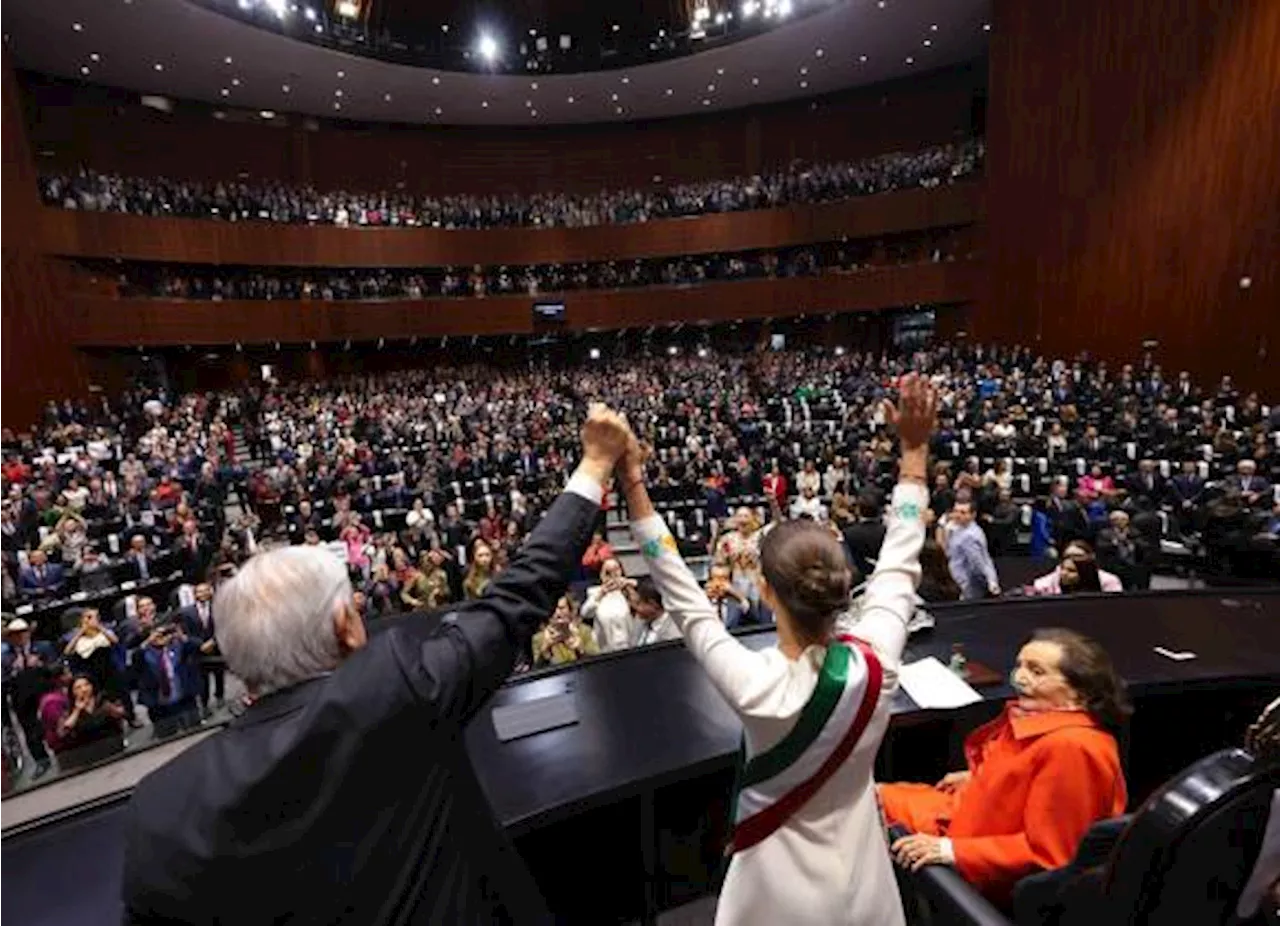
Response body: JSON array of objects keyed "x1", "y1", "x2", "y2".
[{"x1": 880, "y1": 628, "x2": 1131, "y2": 905}]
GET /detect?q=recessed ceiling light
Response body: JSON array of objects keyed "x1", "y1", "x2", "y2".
[
  {"x1": 751, "y1": 76, "x2": 759, "y2": 85},
  {"x1": 282, "y1": 83, "x2": 291, "y2": 92},
  {"x1": 707, "y1": 83, "x2": 715, "y2": 91},
  {"x1": 72, "y1": 23, "x2": 83, "y2": 32},
  {"x1": 982, "y1": 23, "x2": 991, "y2": 31},
  {"x1": 334, "y1": 89, "x2": 343, "y2": 97},
  {"x1": 432, "y1": 77, "x2": 441, "y2": 85},
  {"x1": 905, "y1": 56, "x2": 914, "y2": 64},
  {"x1": 665, "y1": 88, "x2": 673, "y2": 95},
  {"x1": 220, "y1": 88, "x2": 230, "y2": 96},
  {"x1": 224, "y1": 56, "x2": 233, "y2": 64},
  {"x1": 441, "y1": 24, "x2": 449, "y2": 32},
  {"x1": 612, "y1": 23, "x2": 620, "y2": 31},
  {"x1": 337, "y1": 70, "x2": 345, "y2": 78},
  {"x1": 529, "y1": 28, "x2": 537, "y2": 36},
  {"x1": 530, "y1": 109, "x2": 537, "y2": 117},
  {"x1": 859, "y1": 54, "x2": 868, "y2": 62},
  {"x1": 90, "y1": 53, "x2": 100, "y2": 61},
  {"x1": 877, "y1": 0, "x2": 885, "y2": 7},
  {"x1": 333, "y1": 102, "x2": 341, "y2": 110},
  {"x1": 611, "y1": 92, "x2": 619, "y2": 101},
  {"x1": 930, "y1": 23, "x2": 939, "y2": 31},
  {"x1": 923, "y1": 39, "x2": 932, "y2": 46},
  {"x1": 231, "y1": 77, "x2": 241, "y2": 86},
  {"x1": 435, "y1": 106, "x2": 443, "y2": 114},
  {"x1": 717, "y1": 67, "x2": 725, "y2": 75},
  {"x1": 384, "y1": 93, "x2": 392, "y2": 101},
  {"x1": 314, "y1": 23, "x2": 323, "y2": 33},
  {"x1": 154, "y1": 63, "x2": 164, "y2": 71},
  {"x1": 567, "y1": 95, "x2": 575, "y2": 103},
  {"x1": 260, "y1": 110, "x2": 275, "y2": 119},
  {"x1": 80, "y1": 66, "x2": 90, "y2": 75},
  {"x1": 800, "y1": 66, "x2": 808, "y2": 75},
  {"x1": 621, "y1": 76, "x2": 630, "y2": 84},
  {"x1": 525, "y1": 99, "x2": 532, "y2": 107},
  {"x1": 531, "y1": 81, "x2": 538, "y2": 89},
  {"x1": 799, "y1": 80, "x2": 808, "y2": 88},
  {"x1": 481, "y1": 100, "x2": 489, "y2": 107},
  {"x1": 815, "y1": 48, "x2": 824, "y2": 57},
  {"x1": 616, "y1": 105, "x2": 623, "y2": 114},
  {"x1": 702, "y1": 99, "x2": 710, "y2": 106}
]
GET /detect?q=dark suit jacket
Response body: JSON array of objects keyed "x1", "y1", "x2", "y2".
[
  {"x1": 19, "y1": 562, "x2": 65, "y2": 593},
  {"x1": 122, "y1": 487, "x2": 599, "y2": 926},
  {"x1": 842, "y1": 519, "x2": 886, "y2": 577}
]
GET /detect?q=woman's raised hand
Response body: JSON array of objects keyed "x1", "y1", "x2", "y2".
[{"x1": 883, "y1": 373, "x2": 938, "y2": 454}]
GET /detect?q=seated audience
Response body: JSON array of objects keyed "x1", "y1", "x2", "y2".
[{"x1": 882, "y1": 628, "x2": 1130, "y2": 905}]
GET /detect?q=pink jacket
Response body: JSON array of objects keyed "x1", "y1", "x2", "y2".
[{"x1": 1031, "y1": 566, "x2": 1123, "y2": 595}]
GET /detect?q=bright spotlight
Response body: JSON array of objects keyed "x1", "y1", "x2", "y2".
[
  {"x1": 697, "y1": 347, "x2": 709, "y2": 358},
  {"x1": 335, "y1": 0, "x2": 358, "y2": 18},
  {"x1": 237, "y1": 0, "x2": 251, "y2": 9},
  {"x1": 304, "y1": 6, "x2": 317, "y2": 21},
  {"x1": 778, "y1": 0, "x2": 793, "y2": 16},
  {"x1": 693, "y1": 5, "x2": 710, "y2": 22},
  {"x1": 263, "y1": 0, "x2": 288, "y2": 18},
  {"x1": 741, "y1": 1, "x2": 759, "y2": 17},
  {"x1": 834, "y1": 346, "x2": 846, "y2": 356},
  {"x1": 667, "y1": 345, "x2": 679, "y2": 356},
  {"x1": 478, "y1": 33, "x2": 499, "y2": 61},
  {"x1": 589, "y1": 348, "x2": 602, "y2": 360}
]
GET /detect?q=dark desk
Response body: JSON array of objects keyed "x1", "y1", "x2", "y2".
[{"x1": 5, "y1": 590, "x2": 1279, "y2": 926}]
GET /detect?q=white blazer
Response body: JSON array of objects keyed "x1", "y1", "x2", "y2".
[{"x1": 632, "y1": 482, "x2": 928, "y2": 926}]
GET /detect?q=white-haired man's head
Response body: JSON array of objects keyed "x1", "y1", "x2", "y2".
[{"x1": 214, "y1": 546, "x2": 365, "y2": 697}]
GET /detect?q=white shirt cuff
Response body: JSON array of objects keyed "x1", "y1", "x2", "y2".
[
  {"x1": 565, "y1": 470, "x2": 605, "y2": 506},
  {"x1": 939, "y1": 837, "x2": 955, "y2": 865},
  {"x1": 630, "y1": 513, "x2": 669, "y2": 544}
]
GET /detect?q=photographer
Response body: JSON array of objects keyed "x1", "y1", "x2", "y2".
[
  {"x1": 582, "y1": 557, "x2": 638, "y2": 652},
  {"x1": 532, "y1": 596, "x2": 598, "y2": 667},
  {"x1": 134, "y1": 617, "x2": 201, "y2": 738}
]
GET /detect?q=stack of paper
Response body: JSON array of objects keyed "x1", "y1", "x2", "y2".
[{"x1": 898, "y1": 657, "x2": 984, "y2": 709}]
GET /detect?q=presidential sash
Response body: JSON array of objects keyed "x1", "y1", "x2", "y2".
[{"x1": 726, "y1": 635, "x2": 883, "y2": 856}]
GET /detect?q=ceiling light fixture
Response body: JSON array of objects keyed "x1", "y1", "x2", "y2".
[
  {"x1": 304, "y1": 7, "x2": 317, "y2": 22},
  {"x1": 432, "y1": 76, "x2": 441, "y2": 85},
  {"x1": 859, "y1": 54, "x2": 868, "y2": 62},
  {"x1": 982, "y1": 23, "x2": 991, "y2": 31},
  {"x1": 531, "y1": 109, "x2": 537, "y2": 116},
  {"x1": 337, "y1": 70, "x2": 345, "y2": 78},
  {"x1": 224, "y1": 56, "x2": 233, "y2": 64},
  {"x1": 441, "y1": 24, "x2": 449, "y2": 32},
  {"x1": 531, "y1": 81, "x2": 539, "y2": 89},
  {"x1": 702, "y1": 99, "x2": 711, "y2": 106},
  {"x1": 384, "y1": 93, "x2": 392, "y2": 101},
  {"x1": 799, "y1": 80, "x2": 808, "y2": 88},
  {"x1": 567, "y1": 95, "x2": 575, "y2": 103},
  {"x1": 481, "y1": 100, "x2": 489, "y2": 107},
  {"x1": 154, "y1": 63, "x2": 164, "y2": 71},
  {"x1": 334, "y1": 102, "x2": 341, "y2": 110},
  {"x1": 282, "y1": 83, "x2": 291, "y2": 92},
  {"x1": 260, "y1": 110, "x2": 275, "y2": 119},
  {"x1": 525, "y1": 99, "x2": 532, "y2": 107},
  {"x1": 221, "y1": 88, "x2": 230, "y2": 96},
  {"x1": 334, "y1": 89, "x2": 343, "y2": 96},
  {"x1": 930, "y1": 23, "x2": 939, "y2": 31},
  {"x1": 707, "y1": 83, "x2": 715, "y2": 91},
  {"x1": 741, "y1": 1, "x2": 758, "y2": 17},
  {"x1": 923, "y1": 39, "x2": 932, "y2": 46},
  {"x1": 231, "y1": 77, "x2": 241, "y2": 86},
  {"x1": 665, "y1": 88, "x2": 673, "y2": 95},
  {"x1": 80, "y1": 66, "x2": 90, "y2": 75},
  {"x1": 611, "y1": 92, "x2": 619, "y2": 101},
  {"x1": 799, "y1": 66, "x2": 808, "y2": 75},
  {"x1": 815, "y1": 48, "x2": 824, "y2": 57},
  {"x1": 717, "y1": 67, "x2": 725, "y2": 75},
  {"x1": 477, "y1": 33, "x2": 499, "y2": 62},
  {"x1": 621, "y1": 76, "x2": 630, "y2": 84},
  {"x1": 90, "y1": 53, "x2": 100, "y2": 61},
  {"x1": 905, "y1": 56, "x2": 914, "y2": 64},
  {"x1": 335, "y1": 0, "x2": 358, "y2": 17},
  {"x1": 435, "y1": 106, "x2": 443, "y2": 114},
  {"x1": 72, "y1": 22, "x2": 83, "y2": 32},
  {"x1": 314, "y1": 23, "x2": 323, "y2": 33},
  {"x1": 751, "y1": 76, "x2": 759, "y2": 85}
]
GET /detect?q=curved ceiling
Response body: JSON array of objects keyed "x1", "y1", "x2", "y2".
[{"x1": 3, "y1": 0, "x2": 990, "y2": 126}]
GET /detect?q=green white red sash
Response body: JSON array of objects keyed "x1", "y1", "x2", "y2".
[{"x1": 726, "y1": 635, "x2": 883, "y2": 856}]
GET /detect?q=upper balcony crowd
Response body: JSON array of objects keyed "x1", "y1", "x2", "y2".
[{"x1": 38, "y1": 139, "x2": 983, "y2": 231}]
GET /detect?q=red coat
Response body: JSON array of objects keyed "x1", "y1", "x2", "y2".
[{"x1": 879, "y1": 704, "x2": 1126, "y2": 905}]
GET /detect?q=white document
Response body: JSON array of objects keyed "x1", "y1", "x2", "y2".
[{"x1": 898, "y1": 657, "x2": 984, "y2": 710}]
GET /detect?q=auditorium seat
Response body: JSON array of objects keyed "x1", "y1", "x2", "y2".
[{"x1": 894, "y1": 747, "x2": 1280, "y2": 926}]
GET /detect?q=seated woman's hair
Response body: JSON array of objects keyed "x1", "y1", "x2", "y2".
[
  {"x1": 759, "y1": 520, "x2": 851, "y2": 640},
  {"x1": 1062, "y1": 539, "x2": 1095, "y2": 560},
  {"x1": 1026, "y1": 628, "x2": 1132, "y2": 732}
]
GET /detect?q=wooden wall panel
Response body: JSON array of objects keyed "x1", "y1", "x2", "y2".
[
  {"x1": 39, "y1": 182, "x2": 982, "y2": 267},
  {"x1": 23, "y1": 63, "x2": 982, "y2": 196},
  {"x1": 66, "y1": 260, "x2": 982, "y2": 347},
  {"x1": 980, "y1": 0, "x2": 1280, "y2": 394},
  {"x1": 2, "y1": 56, "x2": 88, "y2": 430}
]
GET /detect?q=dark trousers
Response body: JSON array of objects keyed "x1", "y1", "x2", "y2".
[
  {"x1": 14, "y1": 699, "x2": 48, "y2": 763},
  {"x1": 200, "y1": 660, "x2": 226, "y2": 709},
  {"x1": 149, "y1": 699, "x2": 200, "y2": 739}
]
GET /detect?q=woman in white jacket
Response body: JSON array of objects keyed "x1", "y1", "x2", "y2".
[{"x1": 618, "y1": 374, "x2": 937, "y2": 926}]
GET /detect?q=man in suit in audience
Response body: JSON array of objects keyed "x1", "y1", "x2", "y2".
[
  {"x1": 1126, "y1": 459, "x2": 1165, "y2": 507},
  {"x1": 19, "y1": 550, "x2": 65, "y2": 597},
  {"x1": 1168, "y1": 461, "x2": 1206, "y2": 532},
  {"x1": 121, "y1": 405, "x2": 631, "y2": 926},
  {"x1": 173, "y1": 518, "x2": 212, "y2": 583},
  {"x1": 1233, "y1": 460, "x2": 1271, "y2": 509},
  {"x1": 842, "y1": 493, "x2": 887, "y2": 578},
  {"x1": 177, "y1": 582, "x2": 224, "y2": 714},
  {"x1": 123, "y1": 535, "x2": 161, "y2": 583},
  {"x1": 630, "y1": 577, "x2": 682, "y2": 647}
]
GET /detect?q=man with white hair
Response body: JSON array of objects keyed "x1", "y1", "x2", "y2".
[{"x1": 122, "y1": 405, "x2": 634, "y2": 926}]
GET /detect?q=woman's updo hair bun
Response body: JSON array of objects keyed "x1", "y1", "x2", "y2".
[{"x1": 759, "y1": 520, "x2": 852, "y2": 641}]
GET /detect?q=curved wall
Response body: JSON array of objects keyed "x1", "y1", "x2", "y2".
[
  {"x1": 40, "y1": 183, "x2": 982, "y2": 267},
  {"x1": 67, "y1": 261, "x2": 983, "y2": 347}
]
